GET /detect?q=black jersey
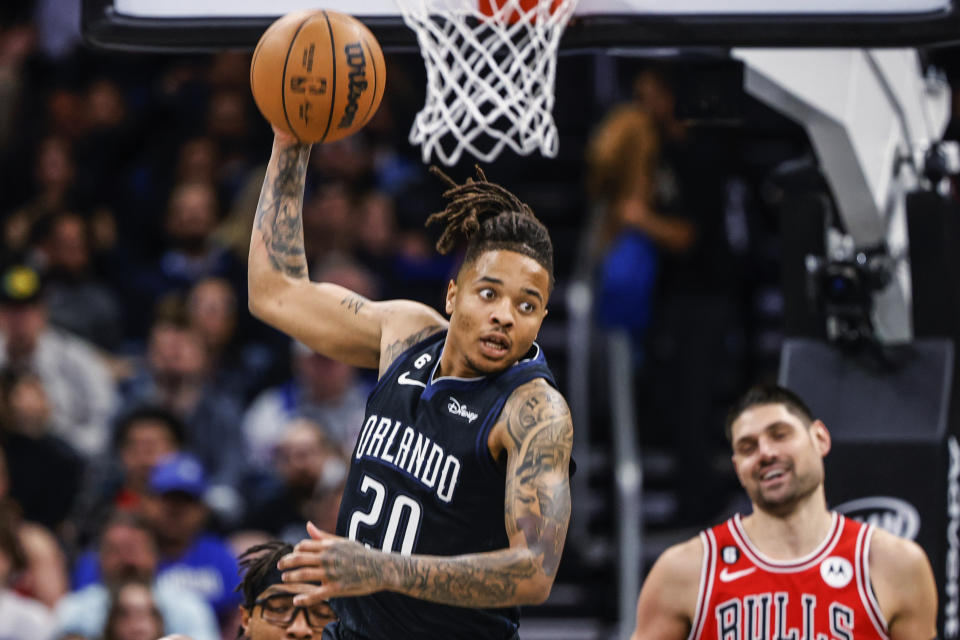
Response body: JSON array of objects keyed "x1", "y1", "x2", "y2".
[{"x1": 331, "y1": 329, "x2": 556, "y2": 640}]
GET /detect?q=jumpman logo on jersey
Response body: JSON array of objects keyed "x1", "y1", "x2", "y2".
[{"x1": 718, "y1": 567, "x2": 757, "y2": 582}]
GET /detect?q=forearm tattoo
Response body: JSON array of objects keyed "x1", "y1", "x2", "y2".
[
  {"x1": 254, "y1": 144, "x2": 311, "y2": 278},
  {"x1": 388, "y1": 549, "x2": 539, "y2": 606}
]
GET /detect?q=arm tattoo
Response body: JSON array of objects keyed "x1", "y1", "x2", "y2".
[
  {"x1": 340, "y1": 294, "x2": 367, "y2": 315},
  {"x1": 253, "y1": 143, "x2": 311, "y2": 278},
  {"x1": 503, "y1": 383, "x2": 573, "y2": 579},
  {"x1": 380, "y1": 324, "x2": 444, "y2": 373},
  {"x1": 388, "y1": 549, "x2": 539, "y2": 606}
]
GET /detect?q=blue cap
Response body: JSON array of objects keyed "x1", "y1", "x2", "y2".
[{"x1": 149, "y1": 453, "x2": 207, "y2": 498}]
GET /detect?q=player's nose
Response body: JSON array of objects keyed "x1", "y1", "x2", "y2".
[{"x1": 489, "y1": 297, "x2": 514, "y2": 327}]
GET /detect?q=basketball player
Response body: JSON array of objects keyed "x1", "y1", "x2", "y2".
[
  {"x1": 247, "y1": 129, "x2": 572, "y2": 639},
  {"x1": 159, "y1": 541, "x2": 336, "y2": 640},
  {"x1": 630, "y1": 384, "x2": 937, "y2": 640}
]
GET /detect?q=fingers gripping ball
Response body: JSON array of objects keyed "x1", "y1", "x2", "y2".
[{"x1": 250, "y1": 9, "x2": 386, "y2": 143}]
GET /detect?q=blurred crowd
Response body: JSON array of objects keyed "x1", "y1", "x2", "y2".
[
  {"x1": 0, "y1": 2, "x2": 464, "y2": 638},
  {"x1": 0, "y1": 0, "x2": 841, "y2": 636}
]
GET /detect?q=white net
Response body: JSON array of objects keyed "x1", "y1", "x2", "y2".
[{"x1": 395, "y1": 0, "x2": 579, "y2": 165}]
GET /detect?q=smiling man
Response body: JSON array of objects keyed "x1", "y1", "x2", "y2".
[
  {"x1": 630, "y1": 383, "x2": 937, "y2": 640},
  {"x1": 247, "y1": 129, "x2": 573, "y2": 639}
]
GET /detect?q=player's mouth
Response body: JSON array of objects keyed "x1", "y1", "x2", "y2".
[
  {"x1": 758, "y1": 466, "x2": 789, "y2": 486},
  {"x1": 479, "y1": 333, "x2": 511, "y2": 359}
]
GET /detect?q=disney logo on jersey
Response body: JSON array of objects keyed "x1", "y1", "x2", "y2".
[
  {"x1": 834, "y1": 496, "x2": 920, "y2": 540},
  {"x1": 447, "y1": 397, "x2": 478, "y2": 423}
]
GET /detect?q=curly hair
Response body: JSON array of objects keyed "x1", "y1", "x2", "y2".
[{"x1": 425, "y1": 166, "x2": 554, "y2": 289}]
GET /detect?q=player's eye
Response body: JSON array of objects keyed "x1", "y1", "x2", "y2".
[
  {"x1": 479, "y1": 288, "x2": 495, "y2": 300},
  {"x1": 518, "y1": 301, "x2": 535, "y2": 313}
]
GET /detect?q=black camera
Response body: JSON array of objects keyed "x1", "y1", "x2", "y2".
[{"x1": 805, "y1": 246, "x2": 894, "y2": 344}]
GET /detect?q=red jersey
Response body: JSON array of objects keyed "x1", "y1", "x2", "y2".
[{"x1": 690, "y1": 513, "x2": 889, "y2": 640}]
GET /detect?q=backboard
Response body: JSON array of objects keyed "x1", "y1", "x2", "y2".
[{"x1": 83, "y1": 0, "x2": 960, "y2": 52}]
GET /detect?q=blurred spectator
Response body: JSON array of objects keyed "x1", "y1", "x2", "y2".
[
  {"x1": 139, "y1": 181, "x2": 243, "y2": 305},
  {"x1": 186, "y1": 276, "x2": 269, "y2": 401},
  {"x1": 0, "y1": 368, "x2": 83, "y2": 529},
  {"x1": 235, "y1": 540, "x2": 337, "y2": 638},
  {"x1": 242, "y1": 418, "x2": 347, "y2": 543},
  {"x1": 0, "y1": 501, "x2": 56, "y2": 640},
  {"x1": 122, "y1": 318, "x2": 245, "y2": 518},
  {"x1": 243, "y1": 340, "x2": 369, "y2": 467},
  {"x1": 33, "y1": 211, "x2": 124, "y2": 350},
  {"x1": 14, "y1": 518, "x2": 69, "y2": 609},
  {"x1": 586, "y1": 104, "x2": 662, "y2": 355},
  {"x1": 103, "y1": 579, "x2": 166, "y2": 640},
  {"x1": 4, "y1": 135, "x2": 78, "y2": 253},
  {"x1": 139, "y1": 454, "x2": 241, "y2": 623},
  {"x1": 72, "y1": 405, "x2": 186, "y2": 547},
  {"x1": 0, "y1": 22, "x2": 35, "y2": 150},
  {"x1": 0, "y1": 261, "x2": 119, "y2": 457},
  {"x1": 302, "y1": 181, "x2": 356, "y2": 262},
  {"x1": 58, "y1": 511, "x2": 219, "y2": 640}
]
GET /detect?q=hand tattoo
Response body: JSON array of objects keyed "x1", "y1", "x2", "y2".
[{"x1": 254, "y1": 144, "x2": 311, "y2": 278}]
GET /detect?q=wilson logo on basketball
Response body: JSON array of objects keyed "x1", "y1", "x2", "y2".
[
  {"x1": 834, "y1": 496, "x2": 921, "y2": 540},
  {"x1": 338, "y1": 43, "x2": 368, "y2": 129}
]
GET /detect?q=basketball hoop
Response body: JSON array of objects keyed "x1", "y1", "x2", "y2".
[{"x1": 395, "y1": 0, "x2": 579, "y2": 165}]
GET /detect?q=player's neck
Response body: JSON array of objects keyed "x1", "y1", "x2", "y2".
[{"x1": 741, "y1": 487, "x2": 832, "y2": 561}]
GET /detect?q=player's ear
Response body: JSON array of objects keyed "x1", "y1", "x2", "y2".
[
  {"x1": 445, "y1": 279, "x2": 457, "y2": 315},
  {"x1": 810, "y1": 420, "x2": 831, "y2": 457},
  {"x1": 240, "y1": 606, "x2": 251, "y2": 635}
]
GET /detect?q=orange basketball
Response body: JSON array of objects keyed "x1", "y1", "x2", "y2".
[{"x1": 250, "y1": 9, "x2": 386, "y2": 144}]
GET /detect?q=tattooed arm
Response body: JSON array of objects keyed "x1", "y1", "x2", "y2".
[
  {"x1": 248, "y1": 130, "x2": 446, "y2": 371},
  {"x1": 279, "y1": 379, "x2": 573, "y2": 607}
]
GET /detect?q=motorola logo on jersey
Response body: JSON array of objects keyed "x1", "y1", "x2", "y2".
[
  {"x1": 820, "y1": 557, "x2": 853, "y2": 588},
  {"x1": 833, "y1": 496, "x2": 921, "y2": 540}
]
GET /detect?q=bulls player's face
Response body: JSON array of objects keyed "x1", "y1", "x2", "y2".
[
  {"x1": 730, "y1": 403, "x2": 830, "y2": 516},
  {"x1": 443, "y1": 250, "x2": 549, "y2": 378}
]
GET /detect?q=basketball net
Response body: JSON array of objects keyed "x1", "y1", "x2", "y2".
[{"x1": 395, "y1": 0, "x2": 579, "y2": 165}]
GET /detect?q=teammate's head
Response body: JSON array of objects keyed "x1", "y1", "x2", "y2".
[
  {"x1": 237, "y1": 541, "x2": 335, "y2": 639},
  {"x1": 426, "y1": 167, "x2": 553, "y2": 376},
  {"x1": 726, "y1": 384, "x2": 830, "y2": 517}
]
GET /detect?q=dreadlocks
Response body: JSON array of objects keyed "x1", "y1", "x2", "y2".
[
  {"x1": 426, "y1": 166, "x2": 554, "y2": 288},
  {"x1": 236, "y1": 540, "x2": 292, "y2": 609}
]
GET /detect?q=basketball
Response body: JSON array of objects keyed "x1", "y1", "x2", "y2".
[{"x1": 250, "y1": 9, "x2": 386, "y2": 144}]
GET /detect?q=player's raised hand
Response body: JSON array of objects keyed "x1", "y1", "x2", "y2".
[
  {"x1": 272, "y1": 124, "x2": 302, "y2": 147},
  {"x1": 278, "y1": 521, "x2": 390, "y2": 605}
]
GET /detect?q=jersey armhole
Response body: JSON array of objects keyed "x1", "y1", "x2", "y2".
[
  {"x1": 857, "y1": 524, "x2": 892, "y2": 639},
  {"x1": 367, "y1": 330, "x2": 445, "y2": 404},
  {"x1": 687, "y1": 530, "x2": 716, "y2": 640}
]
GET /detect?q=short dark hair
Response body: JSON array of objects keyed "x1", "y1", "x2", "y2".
[
  {"x1": 113, "y1": 405, "x2": 186, "y2": 451},
  {"x1": 724, "y1": 384, "x2": 815, "y2": 443},
  {"x1": 426, "y1": 167, "x2": 554, "y2": 290},
  {"x1": 237, "y1": 541, "x2": 293, "y2": 609}
]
